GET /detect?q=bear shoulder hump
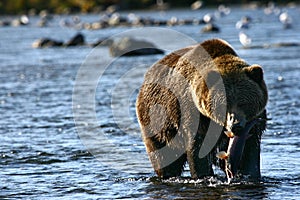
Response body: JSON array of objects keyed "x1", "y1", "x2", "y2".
[{"x1": 200, "y1": 38, "x2": 238, "y2": 59}]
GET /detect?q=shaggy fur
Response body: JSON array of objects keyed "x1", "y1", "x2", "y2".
[{"x1": 136, "y1": 39, "x2": 268, "y2": 178}]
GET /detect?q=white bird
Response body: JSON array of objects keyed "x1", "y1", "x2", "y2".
[
  {"x1": 279, "y1": 12, "x2": 291, "y2": 23},
  {"x1": 236, "y1": 16, "x2": 252, "y2": 29},
  {"x1": 218, "y1": 4, "x2": 231, "y2": 16},
  {"x1": 279, "y1": 11, "x2": 292, "y2": 29},
  {"x1": 239, "y1": 32, "x2": 252, "y2": 47},
  {"x1": 191, "y1": 1, "x2": 203, "y2": 10},
  {"x1": 203, "y1": 13, "x2": 214, "y2": 24}
]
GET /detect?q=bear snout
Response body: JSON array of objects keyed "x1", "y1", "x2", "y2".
[{"x1": 225, "y1": 112, "x2": 246, "y2": 135}]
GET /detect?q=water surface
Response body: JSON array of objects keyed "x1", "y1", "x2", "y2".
[{"x1": 1, "y1": 7, "x2": 300, "y2": 199}]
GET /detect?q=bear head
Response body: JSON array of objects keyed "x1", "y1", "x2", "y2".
[{"x1": 190, "y1": 39, "x2": 268, "y2": 132}]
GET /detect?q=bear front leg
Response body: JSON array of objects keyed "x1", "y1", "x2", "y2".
[
  {"x1": 144, "y1": 136, "x2": 187, "y2": 178},
  {"x1": 186, "y1": 134, "x2": 214, "y2": 178},
  {"x1": 154, "y1": 152, "x2": 187, "y2": 179}
]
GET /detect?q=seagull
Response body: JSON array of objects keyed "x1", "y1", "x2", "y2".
[
  {"x1": 203, "y1": 13, "x2": 214, "y2": 24},
  {"x1": 239, "y1": 32, "x2": 252, "y2": 47},
  {"x1": 236, "y1": 16, "x2": 252, "y2": 29},
  {"x1": 191, "y1": 1, "x2": 203, "y2": 10},
  {"x1": 218, "y1": 4, "x2": 231, "y2": 16},
  {"x1": 279, "y1": 11, "x2": 292, "y2": 29}
]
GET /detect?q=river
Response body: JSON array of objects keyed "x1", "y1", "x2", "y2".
[{"x1": 1, "y1": 6, "x2": 300, "y2": 199}]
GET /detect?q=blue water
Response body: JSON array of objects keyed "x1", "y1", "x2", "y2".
[{"x1": 1, "y1": 6, "x2": 300, "y2": 199}]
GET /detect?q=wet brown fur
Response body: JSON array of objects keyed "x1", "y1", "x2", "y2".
[{"x1": 136, "y1": 38, "x2": 268, "y2": 178}]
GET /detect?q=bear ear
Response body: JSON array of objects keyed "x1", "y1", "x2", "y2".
[{"x1": 244, "y1": 65, "x2": 264, "y2": 83}]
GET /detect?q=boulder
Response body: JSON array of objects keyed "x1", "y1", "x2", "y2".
[
  {"x1": 201, "y1": 23, "x2": 220, "y2": 33},
  {"x1": 32, "y1": 38, "x2": 63, "y2": 48},
  {"x1": 64, "y1": 33, "x2": 85, "y2": 46},
  {"x1": 90, "y1": 38, "x2": 114, "y2": 47},
  {"x1": 109, "y1": 37, "x2": 164, "y2": 57}
]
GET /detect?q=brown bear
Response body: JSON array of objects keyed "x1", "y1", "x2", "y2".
[{"x1": 136, "y1": 38, "x2": 268, "y2": 180}]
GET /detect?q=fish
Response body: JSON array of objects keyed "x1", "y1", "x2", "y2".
[{"x1": 216, "y1": 118, "x2": 261, "y2": 181}]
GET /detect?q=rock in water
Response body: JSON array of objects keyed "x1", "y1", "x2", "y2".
[
  {"x1": 32, "y1": 38, "x2": 63, "y2": 48},
  {"x1": 109, "y1": 37, "x2": 164, "y2": 57},
  {"x1": 65, "y1": 33, "x2": 85, "y2": 46}
]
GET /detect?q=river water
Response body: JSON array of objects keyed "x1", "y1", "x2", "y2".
[{"x1": 1, "y1": 7, "x2": 300, "y2": 199}]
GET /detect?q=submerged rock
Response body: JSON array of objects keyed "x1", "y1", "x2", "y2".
[
  {"x1": 201, "y1": 23, "x2": 220, "y2": 33},
  {"x1": 64, "y1": 33, "x2": 85, "y2": 46},
  {"x1": 90, "y1": 38, "x2": 114, "y2": 47},
  {"x1": 32, "y1": 33, "x2": 85, "y2": 48},
  {"x1": 241, "y1": 42, "x2": 300, "y2": 49},
  {"x1": 109, "y1": 37, "x2": 164, "y2": 57},
  {"x1": 32, "y1": 38, "x2": 63, "y2": 48}
]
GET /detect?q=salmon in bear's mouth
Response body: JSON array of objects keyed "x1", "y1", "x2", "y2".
[{"x1": 216, "y1": 118, "x2": 262, "y2": 180}]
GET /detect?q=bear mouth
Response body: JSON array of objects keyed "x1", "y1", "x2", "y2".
[{"x1": 217, "y1": 118, "x2": 262, "y2": 180}]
